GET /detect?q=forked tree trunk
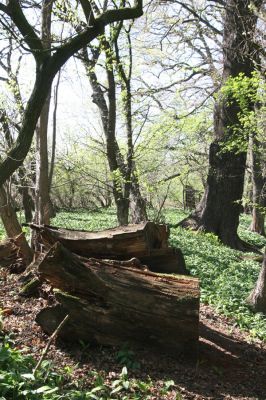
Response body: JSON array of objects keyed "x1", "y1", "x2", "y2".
[
  {"x1": 247, "y1": 250, "x2": 266, "y2": 313},
  {"x1": 0, "y1": 187, "x2": 33, "y2": 264},
  {"x1": 178, "y1": 0, "x2": 263, "y2": 251},
  {"x1": 36, "y1": 243, "x2": 199, "y2": 357}
]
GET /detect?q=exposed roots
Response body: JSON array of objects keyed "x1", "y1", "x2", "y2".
[{"x1": 176, "y1": 215, "x2": 261, "y2": 254}]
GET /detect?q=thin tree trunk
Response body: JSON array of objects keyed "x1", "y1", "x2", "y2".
[
  {"x1": 35, "y1": 0, "x2": 54, "y2": 227},
  {"x1": 130, "y1": 171, "x2": 148, "y2": 223},
  {"x1": 249, "y1": 134, "x2": 266, "y2": 236},
  {"x1": 82, "y1": 44, "x2": 130, "y2": 225},
  {"x1": 247, "y1": 250, "x2": 266, "y2": 313},
  {"x1": 49, "y1": 70, "x2": 61, "y2": 190}
]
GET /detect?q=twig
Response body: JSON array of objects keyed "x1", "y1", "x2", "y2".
[{"x1": 33, "y1": 314, "x2": 69, "y2": 376}]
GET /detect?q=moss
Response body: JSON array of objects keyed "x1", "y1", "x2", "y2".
[{"x1": 20, "y1": 277, "x2": 40, "y2": 297}]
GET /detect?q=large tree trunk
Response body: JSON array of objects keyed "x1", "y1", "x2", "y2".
[
  {"x1": 198, "y1": 144, "x2": 247, "y2": 249},
  {"x1": 0, "y1": 187, "x2": 33, "y2": 264},
  {"x1": 247, "y1": 250, "x2": 266, "y2": 313},
  {"x1": 178, "y1": 0, "x2": 263, "y2": 250},
  {"x1": 36, "y1": 243, "x2": 199, "y2": 357}
]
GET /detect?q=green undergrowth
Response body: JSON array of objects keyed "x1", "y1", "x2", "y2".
[
  {"x1": 0, "y1": 335, "x2": 178, "y2": 400},
  {"x1": 51, "y1": 208, "x2": 118, "y2": 231}
]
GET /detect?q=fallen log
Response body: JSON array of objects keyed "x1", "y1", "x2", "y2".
[
  {"x1": 139, "y1": 248, "x2": 188, "y2": 275},
  {"x1": 29, "y1": 222, "x2": 169, "y2": 258},
  {"x1": 36, "y1": 243, "x2": 199, "y2": 357},
  {"x1": 28, "y1": 222, "x2": 188, "y2": 275}
]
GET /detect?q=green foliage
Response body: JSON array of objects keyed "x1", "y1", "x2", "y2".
[
  {"x1": 116, "y1": 346, "x2": 140, "y2": 370},
  {"x1": 220, "y1": 71, "x2": 265, "y2": 153},
  {"x1": 0, "y1": 336, "x2": 179, "y2": 399},
  {"x1": 51, "y1": 208, "x2": 117, "y2": 231}
]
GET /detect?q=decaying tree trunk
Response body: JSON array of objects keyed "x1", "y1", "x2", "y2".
[
  {"x1": 0, "y1": 235, "x2": 29, "y2": 272},
  {"x1": 0, "y1": 187, "x2": 33, "y2": 265},
  {"x1": 247, "y1": 250, "x2": 266, "y2": 313},
  {"x1": 30, "y1": 222, "x2": 169, "y2": 258},
  {"x1": 36, "y1": 243, "x2": 199, "y2": 357},
  {"x1": 0, "y1": 239, "x2": 18, "y2": 268},
  {"x1": 28, "y1": 222, "x2": 188, "y2": 275}
]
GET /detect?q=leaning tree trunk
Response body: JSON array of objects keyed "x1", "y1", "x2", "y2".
[
  {"x1": 179, "y1": 0, "x2": 263, "y2": 251},
  {"x1": 36, "y1": 243, "x2": 199, "y2": 357},
  {"x1": 247, "y1": 250, "x2": 266, "y2": 313},
  {"x1": 0, "y1": 187, "x2": 33, "y2": 264}
]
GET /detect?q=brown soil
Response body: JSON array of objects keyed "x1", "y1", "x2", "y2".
[{"x1": 0, "y1": 272, "x2": 266, "y2": 400}]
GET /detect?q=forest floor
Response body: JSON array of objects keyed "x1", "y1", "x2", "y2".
[{"x1": 1, "y1": 271, "x2": 265, "y2": 400}]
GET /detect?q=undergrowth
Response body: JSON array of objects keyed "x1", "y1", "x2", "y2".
[{"x1": 0, "y1": 335, "x2": 178, "y2": 400}]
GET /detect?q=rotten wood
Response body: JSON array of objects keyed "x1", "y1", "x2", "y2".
[
  {"x1": 28, "y1": 222, "x2": 188, "y2": 275},
  {"x1": 36, "y1": 243, "x2": 199, "y2": 357},
  {"x1": 0, "y1": 235, "x2": 28, "y2": 272},
  {"x1": 28, "y1": 222, "x2": 169, "y2": 257}
]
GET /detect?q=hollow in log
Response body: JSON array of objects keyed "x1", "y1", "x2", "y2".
[{"x1": 29, "y1": 222, "x2": 169, "y2": 258}]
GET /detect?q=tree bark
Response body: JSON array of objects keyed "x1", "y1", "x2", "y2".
[
  {"x1": 178, "y1": 0, "x2": 263, "y2": 250},
  {"x1": 28, "y1": 222, "x2": 169, "y2": 258},
  {"x1": 247, "y1": 250, "x2": 266, "y2": 313},
  {"x1": 130, "y1": 170, "x2": 148, "y2": 223},
  {"x1": 0, "y1": 238, "x2": 18, "y2": 268},
  {"x1": 29, "y1": 222, "x2": 188, "y2": 275},
  {"x1": 249, "y1": 134, "x2": 266, "y2": 236},
  {"x1": 0, "y1": 187, "x2": 33, "y2": 264},
  {"x1": 36, "y1": 242, "x2": 199, "y2": 357},
  {"x1": 34, "y1": 0, "x2": 54, "y2": 227}
]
